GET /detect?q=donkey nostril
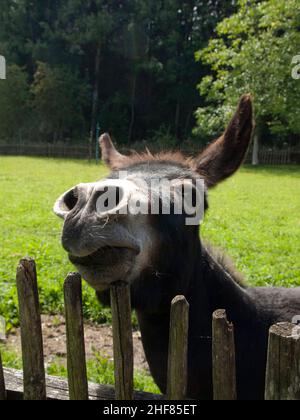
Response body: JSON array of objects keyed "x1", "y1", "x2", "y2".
[
  {"x1": 64, "y1": 188, "x2": 79, "y2": 211},
  {"x1": 95, "y1": 186, "x2": 124, "y2": 213}
]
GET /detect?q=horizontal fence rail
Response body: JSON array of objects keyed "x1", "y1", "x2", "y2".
[
  {"x1": 0, "y1": 257, "x2": 300, "y2": 400},
  {"x1": 2, "y1": 368, "x2": 162, "y2": 401}
]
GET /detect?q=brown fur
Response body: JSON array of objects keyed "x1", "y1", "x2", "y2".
[
  {"x1": 100, "y1": 94, "x2": 253, "y2": 188},
  {"x1": 110, "y1": 149, "x2": 194, "y2": 170}
]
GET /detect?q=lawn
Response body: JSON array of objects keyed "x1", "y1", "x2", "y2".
[
  {"x1": 0, "y1": 156, "x2": 299, "y2": 393},
  {"x1": 202, "y1": 165, "x2": 300, "y2": 288},
  {"x1": 0, "y1": 344, "x2": 160, "y2": 394},
  {"x1": 0, "y1": 157, "x2": 110, "y2": 330},
  {"x1": 0, "y1": 157, "x2": 299, "y2": 331}
]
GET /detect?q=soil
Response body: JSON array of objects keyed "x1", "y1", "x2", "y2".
[{"x1": 5, "y1": 315, "x2": 150, "y2": 372}]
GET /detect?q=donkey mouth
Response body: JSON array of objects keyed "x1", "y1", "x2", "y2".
[
  {"x1": 68, "y1": 246, "x2": 139, "y2": 290},
  {"x1": 69, "y1": 246, "x2": 139, "y2": 268}
]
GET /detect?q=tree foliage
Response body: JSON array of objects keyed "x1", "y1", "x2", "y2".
[
  {"x1": 31, "y1": 63, "x2": 89, "y2": 142},
  {"x1": 0, "y1": 64, "x2": 30, "y2": 140},
  {"x1": 194, "y1": 0, "x2": 300, "y2": 146},
  {"x1": 0, "y1": 0, "x2": 236, "y2": 145}
]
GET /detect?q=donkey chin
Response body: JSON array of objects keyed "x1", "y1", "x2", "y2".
[
  {"x1": 61, "y1": 224, "x2": 144, "y2": 291},
  {"x1": 68, "y1": 246, "x2": 139, "y2": 292}
]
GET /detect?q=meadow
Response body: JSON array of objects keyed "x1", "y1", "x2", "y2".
[
  {"x1": 0, "y1": 157, "x2": 300, "y2": 330},
  {"x1": 0, "y1": 156, "x2": 299, "y2": 392}
]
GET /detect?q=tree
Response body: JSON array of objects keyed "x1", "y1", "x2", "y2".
[
  {"x1": 135, "y1": 0, "x2": 238, "y2": 142},
  {"x1": 194, "y1": 0, "x2": 300, "y2": 163},
  {"x1": 52, "y1": 0, "x2": 135, "y2": 155},
  {"x1": 0, "y1": 0, "x2": 63, "y2": 75},
  {"x1": 0, "y1": 64, "x2": 30, "y2": 141},
  {"x1": 31, "y1": 62, "x2": 89, "y2": 142},
  {"x1": 0, "y1": 0, "x2": 239, "y2": 146}
]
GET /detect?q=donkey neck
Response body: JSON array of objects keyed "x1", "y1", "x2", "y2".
[
  {"x1": 198, "y1": 246, "x2": 259, "y2": 327},
  {"x1": 136, "y1": 241, "x2": 260, "y2": 332},
  {"x1": 135, "y1": 241, "x2": 264, "y2": 397}
]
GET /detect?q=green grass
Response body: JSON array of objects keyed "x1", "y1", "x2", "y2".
[
  {"x1": 0, "y1": 157, "x2": 110, "y2": 330},
  {"x1": 0, "y1": 345, "x2": 160, "y2": 394},
  {"x1": 0, "y1": 157, "x2": 299, "y2": 393},
  {"x1": 0, "y1": 157, "x2": 299, "y2": 332},
  {"x1": 202, "y1": 166, "x2": 300, "y2": 287}
]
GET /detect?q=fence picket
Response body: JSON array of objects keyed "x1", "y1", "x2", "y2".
[
  {"x1": 167, "y1": 296, "x2": 189, "y2": 400},
  {"x1": 265, "y1": 323, "x2": 300, "y2": 400},
  {"x1": 16, "y1": 258, "x2": 46, "y2": 400},
  {"x1": 3, "y1": 256, "x2": 300, "y2": 401},
  {"x1": 212, "y1": 309, "x2": 237, "y2": 400},
  {"x1": 0, "y1": 350, "x2": 6, "y2": 400},
  {"x1": 110, "y1": 282, "x2": 134, "y2": 400},
  {"x1": 64, "y1": 273, "x2": 89, "y2": 400}
]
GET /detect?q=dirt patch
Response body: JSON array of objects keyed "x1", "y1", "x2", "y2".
[{"x1": 5, "y1": 315, "x2": 150, "y2": 372}]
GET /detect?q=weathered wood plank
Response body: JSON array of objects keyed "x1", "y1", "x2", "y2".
[
  {"x1": 265, "y1": 323, "x2": 300, "y2": 400},
  {"x1": 110, "y1": 282, "x2": 134, "y2": 400},
  {"x1": 167, "y1": 296, "x2": 189, "y2": 400},
  {"x1": 0, "y1": 350, "x2": 6, "y2": 400},
  {"x1": 4, "y1": 368, "x2": 162, "y2": 401},
  {"x1": 16, "y1": 258, "x2": 46, "y2": 400},
  {"x1": 212, "y1": 309, "x2": 237, "y2": 400},
  {"x1": 64, "y1": 273, "x2": 89, "y2": 400}
]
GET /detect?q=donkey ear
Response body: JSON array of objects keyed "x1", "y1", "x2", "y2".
[
  {"x1": 99, "y1": 133, "x2": 127, "y2": 169},
  {"x1": 194, "y1": 94, "x2": 253, "y2": 188}
]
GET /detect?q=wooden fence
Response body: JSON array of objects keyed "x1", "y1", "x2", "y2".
[
  {"x1": 0, "y1": 143, "x2": 299, "y2": 165},
  {"x1": 0, "y1": 257, "x2": 300, "y2": 400}
]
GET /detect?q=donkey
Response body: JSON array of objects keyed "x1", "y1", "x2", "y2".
[{"x1": 54, "y1": 95, "x2": 300, "y2": 400}]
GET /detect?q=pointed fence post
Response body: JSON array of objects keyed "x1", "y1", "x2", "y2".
[
  {"x1": 16, "y1": 258, "x2": 46, "y2": 400},
  {"x1": 265, "y1": 323, "x2": 300, "y2": 400},
  {"x1": 0, "y1": 350, "x2": 6, "y2": 400},
  {"x1": 167, "y1": 296, "x2": 189, "y2": 400},
  {"x1": 212, "y1": 309, "x2": 237, "y2": 400},
  {"x1": 110, "y1": 282, "x2": 134, "y2": 400},
  {"x1": 64, "y1": 273, "x2": 89, "y2": 400}
]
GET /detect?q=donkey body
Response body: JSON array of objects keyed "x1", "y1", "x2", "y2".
[
  {"x1": 54, "y1": 95, "x2": 300, "y2": 400},
  {"x1": 133, "y1": 247, "x2": 300, "y2": 400}
]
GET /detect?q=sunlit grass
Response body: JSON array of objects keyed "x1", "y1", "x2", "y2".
[
  {"x1": 0, "y1": 345, "x2": 159, "y2": 394},
  {"x1": 202, "y1": 165, "x2": 300, "y2": 287},
  {"x1": 0, "y1": 157, "x2": 299, "y2": 332},
  {"x1": 0, "y1": 157, "x2": 109, "y2": 329}
]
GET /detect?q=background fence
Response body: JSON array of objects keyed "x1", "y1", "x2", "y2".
[
  {"x1": 0, "y1": 143, "x2": 299, "y2": 164},
  {"x1": 0, "y1": 144, "x2": 90, "y2": 159},
  {"x1": 244, "y1": 147, "x2": 300, "y2": 165},
  {"x1": 1, "y1": 258, "x2": 300, "y2": 400}
]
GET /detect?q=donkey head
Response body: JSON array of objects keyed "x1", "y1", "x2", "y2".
[{"x1": 54, "y1": 95, "x2": 253, "y2": 304}]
